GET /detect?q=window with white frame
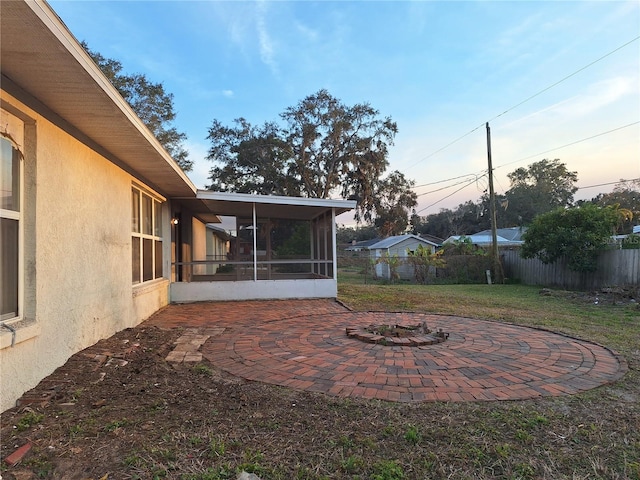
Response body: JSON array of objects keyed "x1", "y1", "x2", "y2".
[
  {"x1": 1, "y1": 132, "x2": 22, "y2": 320},
  {"x1": 131, "y1": 185, "x2": 163, "y2": 284}
]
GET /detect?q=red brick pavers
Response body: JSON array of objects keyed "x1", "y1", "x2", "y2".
[{"x1": 145, "y1": 300, "x2": 627, "y2": 403}]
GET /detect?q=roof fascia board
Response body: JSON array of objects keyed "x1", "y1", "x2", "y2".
[
  {"x1": 27, "y1": 0, "x2": 196, "y2": 194},
  {"x1": 196, "y1": 190, "x2": 357, "y2": 210}
]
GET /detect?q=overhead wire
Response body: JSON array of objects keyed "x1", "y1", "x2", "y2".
[
  {"x1": 414, "y1": 173, "x2": 480, "y2": 189},
  {"x1": 406, "y1": 123, "x2": 485, "y2": 169},
  {"x1": 414, "y1": 175, "x2": 482, "y2": 215},
  {"x1": 413, "y1": 122, "x2": 639, "y2": 215},
  {"x1": 416, "y1": 175, "x2": 483, "y2": 197},
  {"x1": 411, "y1": 120, "x2": 638, "y2": 201},
  {"x1": 493, "y1": 121, "x2": 640, "y2": 172},
  {"x1": 405, "y1": 36, "x2": 639, "y2": 216},
  {"x1": 487, "y1": 35, "x2": 640, "y2": 123},
  {"x1": 406, "y1": 35, "x2": 640, "y2": 170},
  {"x1": 576, "y1": 178, "x2": 640, "y2": 191}
]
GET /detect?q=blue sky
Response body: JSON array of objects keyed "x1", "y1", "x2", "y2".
[{"x1": 50, "y1": 0, "x2": 639, "y2": 222}]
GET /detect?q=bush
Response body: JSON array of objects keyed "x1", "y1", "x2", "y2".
[
  {"x1": 521, "y1": 204, "x2": 620, "y2": 272},
  {"x1": 437, "y1": 255, "x2": 492, "y2": 284},
  {"x1": 621, "y1": 233, "x2": 640, "y2": 249}
]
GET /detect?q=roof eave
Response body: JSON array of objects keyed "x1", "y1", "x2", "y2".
[{"x1": 0, "y1": 0, "x2": 197, "y2": 198}]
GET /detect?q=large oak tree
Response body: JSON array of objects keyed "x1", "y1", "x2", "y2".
[{"x1": 207, "y1": 90, "x2": 406, "y2": 227}]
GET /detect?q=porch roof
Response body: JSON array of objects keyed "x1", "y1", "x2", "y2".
[{"x1": 177, "y1": 191, "x2": 356, "y2": 221}]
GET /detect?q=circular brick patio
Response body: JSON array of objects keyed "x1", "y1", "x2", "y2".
[{"x1": 201, "y1": 311, "x2": 627, "y2": 403}]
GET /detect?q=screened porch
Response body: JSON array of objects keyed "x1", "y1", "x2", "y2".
[{"x1": 170, "y1": 191, "x2": 355, "y2": 301}]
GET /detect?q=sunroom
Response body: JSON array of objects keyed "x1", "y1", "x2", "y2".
[{"x1": 170, "y1": 191, "x2": 356, "y2": 301}]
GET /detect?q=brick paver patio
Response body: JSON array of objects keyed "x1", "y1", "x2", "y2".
[{"x1": 146, "y1": 299, "x2": 627, "y2": 403}]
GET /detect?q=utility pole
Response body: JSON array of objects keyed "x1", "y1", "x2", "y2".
[{"x1": 486, "y1": 122, "x2": 503, "y2": 283}]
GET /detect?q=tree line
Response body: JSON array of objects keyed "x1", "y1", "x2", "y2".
[{"x1": 411, "y1": 166, "x2": 639, "y2": 239}]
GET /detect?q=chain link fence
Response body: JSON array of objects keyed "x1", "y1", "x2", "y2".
[{"x1": 337, "y1": 251, "x2": 493, "y2": 285}]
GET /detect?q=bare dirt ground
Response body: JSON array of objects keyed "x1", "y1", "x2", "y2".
[{"x1": 1, "y1": 289, "x2": 638, "y2": 479}]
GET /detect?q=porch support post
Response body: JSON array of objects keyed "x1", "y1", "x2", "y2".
[
  {"x1": 332, "y1": 208, "x2": 337, "y2": 281},
  {"x1": 252, "y1": 202, "x2": 257, "y2": 281}
]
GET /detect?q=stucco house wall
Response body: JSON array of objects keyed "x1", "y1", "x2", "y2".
[{"x1": 0, "y1": 92, "x2": 170, "y2": 412}]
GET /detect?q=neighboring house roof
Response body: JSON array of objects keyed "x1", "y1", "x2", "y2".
[
  {"x1": 419, "y1": 233, "x2": 444, "y2": 246},
  {"x1": 474, "y1": 227, "x2": 527, "y2": 242},
  {"x1": 345, "y1": 238, "x2": 382, "y2": 251},
  {"x1": 443, "y1": 234, "x2": 519, "y2": 247},
  {"x1": 369, "y1": 234, "x2": 439, "y2": 250}
]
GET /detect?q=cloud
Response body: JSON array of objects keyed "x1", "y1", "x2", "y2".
[
  {"x1": 294, "y1": 20, "x2": 318, "y2": 42},
  {"x1": 554, "y1": 76, "x2": 636, "y2": 117},
  {"x1": 184, "y1": 141, "x2": 211, "y2": 189},
  {"x1": 256, "y1": 1, "x2": 279, "y2": 77},
  {"x1": 222, "y1": 90, "x2": 234, "y2": 98}
]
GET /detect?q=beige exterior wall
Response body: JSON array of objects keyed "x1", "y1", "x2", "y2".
[
  {"x1": 1, "y1": 91, "x2": 170, "y2": 412},
  {"x1": 205, "y1": 228, "x2": 229, "y2": 275},
  {"x1": 191, "y1": 218, "x2": 207, "y2": 276}
]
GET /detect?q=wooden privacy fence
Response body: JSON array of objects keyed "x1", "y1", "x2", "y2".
[{"x1": 501, "y1": 248, "x2": 640, "y2": 290}]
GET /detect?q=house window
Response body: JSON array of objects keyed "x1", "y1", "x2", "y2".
[
  {"x1": 131, "y1": 186, "x2": 163, "y2": 284},
  {"x1": 1, "y1": 136, "x2": 21, "y2": 320}
]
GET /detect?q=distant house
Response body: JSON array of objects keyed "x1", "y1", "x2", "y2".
[
  {"x1": 475, "y1": 227, "x2": 527, "y2": 243},
  {"x1": 345, "y1": 233, "x2": 443, "y2": 252},
  {"x1": 634, "y1": 225, "x2": 640, "y2": 234},
  {"x1": 444, "y1": 227, "x2": 526, "y2": 248},
  {"x1": 369, "y1": 235, "x2": 439, "y2": 280}
]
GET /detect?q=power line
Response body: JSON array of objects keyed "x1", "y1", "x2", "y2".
[
  {"x1": 406, "y1": 123, "x2": 484, "y2": 169},
  {"x1": 406, "y1": 35, "x2": 640, "y2": 168},
  {"x1": 493, "y1": 121, "x2": 640, "y2": 171},
  {"x1": 412, "y1": 121, "x2": 639, "y2": 215},
  {"x1": 488, "y1": 35, "x2": 640, "y2": 123},
  {"x1": 577, "y1": 178, "x2": 640, "y2": 191},
  {"x1": 411, "y1": 121, "x2": 638, "y2": 198},
  {"x1": 415, "y1": 176, "x2": 639, "y2": 218},
  {"x1": 414, "y1": 176, "x2": 481, "y2": 215},
  {"x1": 414, "y1": 173, "x2": 479, "y2": 189},
  {"x1": 416, "y1": 175, "x2": 483, "y2": 197}
]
